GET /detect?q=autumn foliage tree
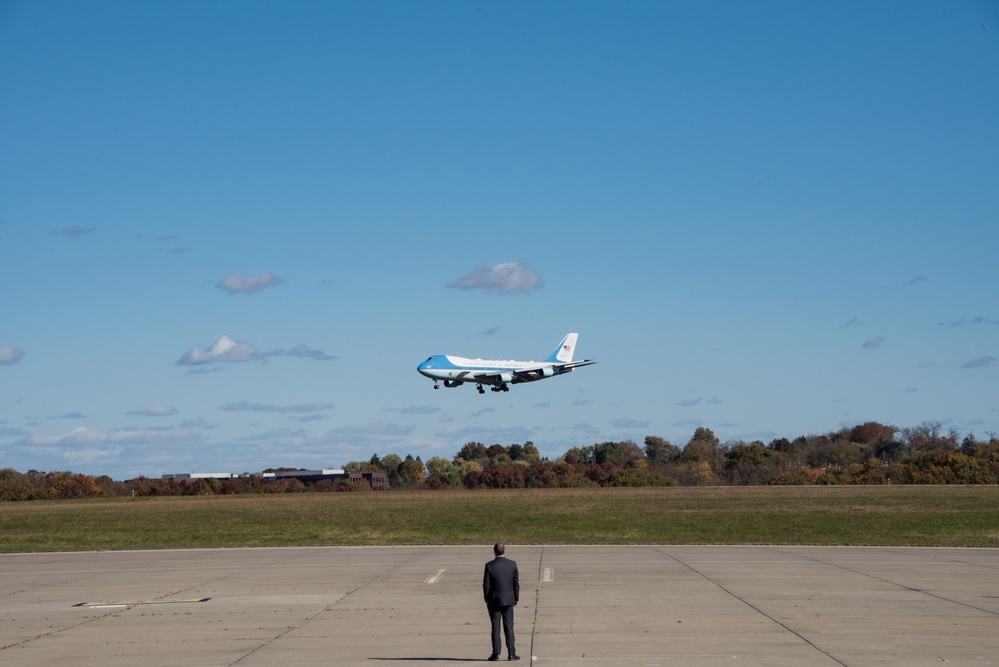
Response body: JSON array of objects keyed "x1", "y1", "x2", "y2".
[{"x1": 4, "y1": 422, "x2": 998, "y2": 500}]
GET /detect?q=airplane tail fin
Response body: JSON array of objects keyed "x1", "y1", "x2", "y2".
[{"x1": 545, "y1": 333, "x2": 578, "y2": 363}]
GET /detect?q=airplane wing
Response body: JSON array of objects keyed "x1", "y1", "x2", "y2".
[{"x1": 471, "y1": 360, "x2": 597, "y2": 384}]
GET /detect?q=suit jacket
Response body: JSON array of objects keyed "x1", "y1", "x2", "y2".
[{"x1": 483, "y1": 556, "x2": 519, "y2": 607}]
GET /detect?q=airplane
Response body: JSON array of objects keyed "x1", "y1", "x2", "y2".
[{"x1": 417, "y1": 332, "x2": 596, "y2": 394}]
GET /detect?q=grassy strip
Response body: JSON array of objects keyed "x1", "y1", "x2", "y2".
[{"x1": 1, "y1": 486, "x2": 997, "y2": 553}]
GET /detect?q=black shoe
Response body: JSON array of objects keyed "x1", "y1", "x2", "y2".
[
  {"x1": 509, "y1": 657, "x2": 521, "y2": 661},
  {"x1": 487, "y1": 656, "x2": 499, "y2": 662}
]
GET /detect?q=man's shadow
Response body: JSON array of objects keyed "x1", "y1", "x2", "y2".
[{"x1": 369, "y1": 659, "x2": 483, "y2": 662}]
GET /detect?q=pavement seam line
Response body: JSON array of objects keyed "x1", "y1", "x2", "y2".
[
  {"x1": 775, "y1": 546, "x2": 999, "y2": 618},
  {"x1": 651, "y1": 546, "x2": 850, "y2": 667},
  {"x1": 1, "y1": 608, "x2": 121, "y2": 652},
  {"x1": 529, "y1": 545, "x2": 545, "y2": 662},
  {"x1": 226, "y1": 549, "x2": 430, "y2": 666},
  {"x1": 1, "y1": 570, "x2": 235, "y2": 652}
]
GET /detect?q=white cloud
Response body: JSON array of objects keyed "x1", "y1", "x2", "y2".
[
  {"x1": 63, "y1": 446, "x2": 124, "y2": 467},
  {"x1": 184, "y1": 366, "x2": 225, "y2": 376},
  {"x1": 862, "y1": 336, "x2": 886, "y2": 349},
  {"x1": 963, "y1": 356, "x2": 995, "y2": 369},
  {"x1": 939, "y1": 316, "x2": 999, "y2": 328},
  {"x1": 17, "y1": 425, "x2": 203, "y2": 472},
  {"x1": 281, "y1": 344, "x2": 337, "y2": 361},
  {"x1": 328, "y1": 422, "x2": 414, "y2": 436},
  {"x1": 434, "y1": 423, "x2": 533, "y2": 442},
  {"x1": 178, "y1": 334, "x2": 266, "y2": 365},
  {"x1": 53, "y1": 412, "x2": 88, "y2": 420},
  {"x1": 228, "y1": 425, "x2": 418, "y2": 466},
  {"x1": 396, "y1": 405, "x2": 441, "y2": 415},
  {"x1": 239, "y1": 427, "x2": 310, "y2": 441},
  {"x1": 127, "y1": 405, "x2": 178, "y2": 417},
  {"x1": 447, "y1": 262, "x2": 544, "y2": 294},
  {"x1": 219, "y1": 401, "x2": 333, "y2": 414},
  {"x1": 51, "y1": 225, "x2": 96, "y2": 238},
  {"x1": 24, "y1": 425, "x2": 202, "y2": 447},
  {"x1": 0, "y1": 344, "x2": 25, "y2": 365},
  {"x1": 295, "y1": 414, "x2": 325, "y2": 423},
  {"x1": 217, "y1": 272, "x2": 281, "y2": 294},
  {"x1": 178, "y1": 336, "x2": 334, "y2": 367},
  {"x1": 611, "y1": 418, "x2": 651, "y2": 429}
]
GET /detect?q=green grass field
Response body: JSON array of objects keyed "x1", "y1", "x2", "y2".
[{"x1": 2, "y1": 486, "x2": 997, "y2": 553}]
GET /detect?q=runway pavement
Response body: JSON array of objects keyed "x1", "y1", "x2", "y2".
[{"x1": 1, "y1": 545, "x2": 997, "y2": 666}]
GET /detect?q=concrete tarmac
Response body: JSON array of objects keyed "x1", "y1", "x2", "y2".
[{"x1": 1, "y1": 545, "x2": 997, "y2": 666}]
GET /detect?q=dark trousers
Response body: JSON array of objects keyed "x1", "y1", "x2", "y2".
[{"x1": 487, "y1": 604, "x2": 516, "y2": 657}]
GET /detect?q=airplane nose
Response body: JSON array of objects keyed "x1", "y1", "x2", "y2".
[{"x1": 418, "y1": 356, "x2": 445, "y2": 379}]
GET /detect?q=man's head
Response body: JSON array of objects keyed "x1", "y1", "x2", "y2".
[{"x1": 493, "y1": 543, "x2": 505, "y2": 557}]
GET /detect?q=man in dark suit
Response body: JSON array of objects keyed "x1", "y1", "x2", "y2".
[{"x1": 483, "y1": 543, "x2": 520, "y2": 661}]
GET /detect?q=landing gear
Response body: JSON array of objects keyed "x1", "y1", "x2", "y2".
[
  {"x1": 491, "y1": 383, "x2": 510, "y2": 393},
  {"x1": 433, "y1": 382, "x2": 440, "y2": 390},
  {"x1": 476, "y1": 384, "x2": 485, "y2": 394}
]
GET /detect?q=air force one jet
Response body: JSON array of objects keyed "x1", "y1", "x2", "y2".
[{"x1": 417, "y1": 333, "x2": 596, "y2": 394}]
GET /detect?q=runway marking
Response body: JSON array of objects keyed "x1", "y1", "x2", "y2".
[
  {"x1": 542, "y1": 568, "x2": 554, "y2": 582},
  {"x1": 425, "y1": 569, "x2": 446, "y2": 584},
  {"x1": 75, "y1": 598, "x2": 210, "y2": 607}
]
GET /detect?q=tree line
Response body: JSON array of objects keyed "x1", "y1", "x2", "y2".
[{"x1": 1, "y1": 421, "x2": 997, "y2": 500}]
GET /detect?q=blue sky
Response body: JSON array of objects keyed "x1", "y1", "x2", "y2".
[{"x1": 2, "y1": 1, "x2": 997, "y2": 480}]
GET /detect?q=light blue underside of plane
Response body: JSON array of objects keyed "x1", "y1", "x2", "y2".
[{"x1": 417, "y1": 332, "x2": 596, "y2": 393}]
